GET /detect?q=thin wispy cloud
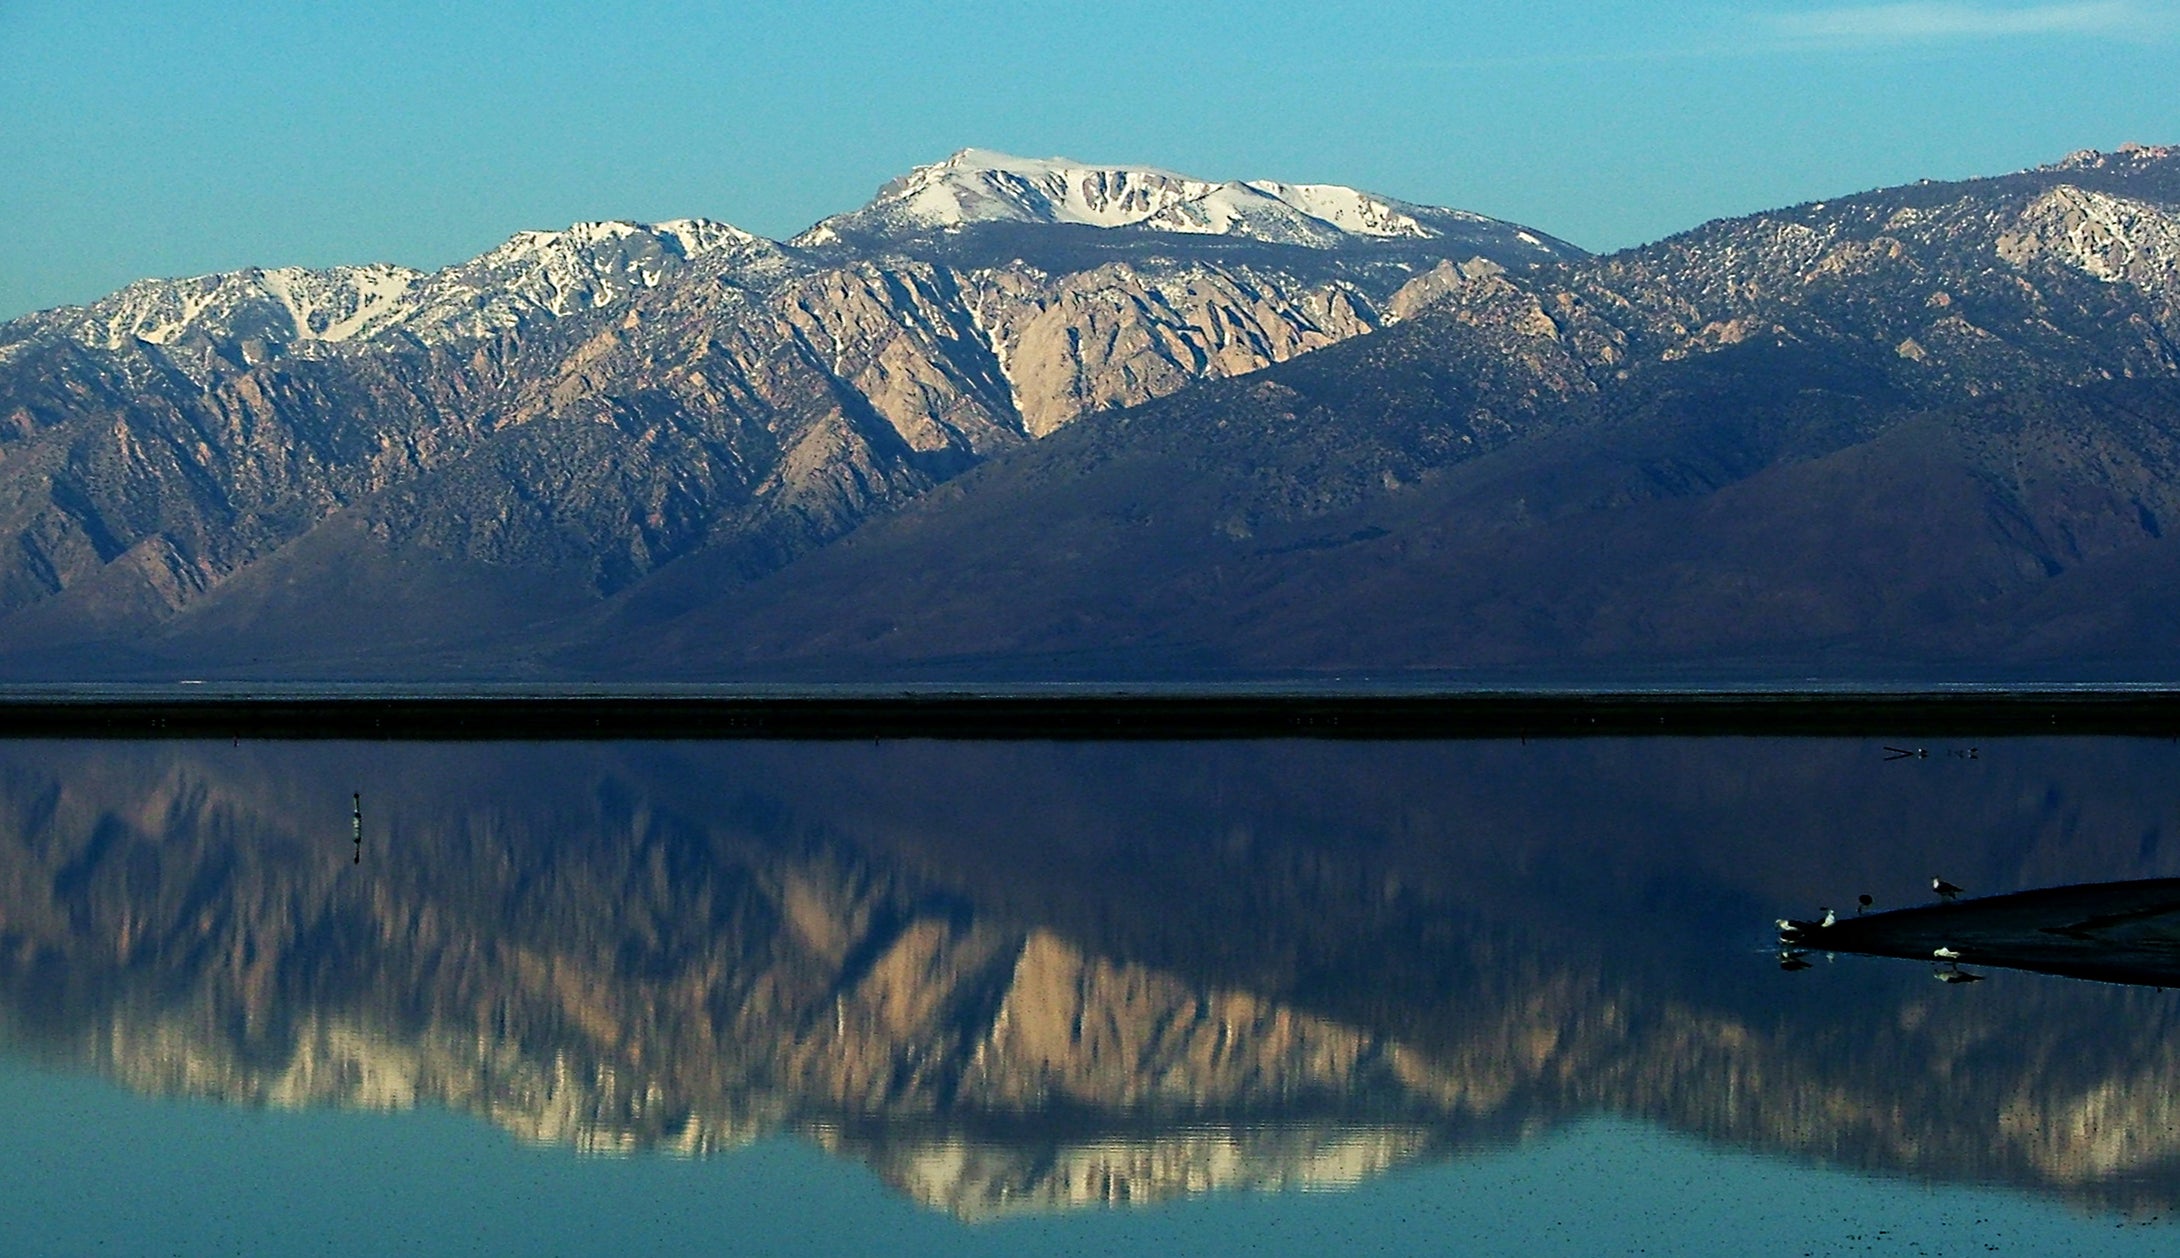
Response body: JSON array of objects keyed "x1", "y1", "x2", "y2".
[
  {"x1": 1767, "y1": 1, "x2": 2149, "y2": 45},
  {"x1": 1374, "y1": 1, "x2": 2166, "y2": 74}
]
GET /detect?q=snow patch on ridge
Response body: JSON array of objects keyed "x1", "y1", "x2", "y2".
[
  {"x1": 1244, "y1": 180, "x2": 1453, "y2": 237},
  {"x1": 1998, "y1": 186, "x2": 2180, "y2": 294},
  {"x1": 54, "y1": 263, "x2": 428, "y2": 349},
  {"x1": 17, "y1": 217, "x2": 782, "y2": 353},
  {"x1": 2042, "y1": 143, "x2": 2180, "y2": 173},
  {"x1": 435, "y1": 217, "x2": 773, "y2": 325}
]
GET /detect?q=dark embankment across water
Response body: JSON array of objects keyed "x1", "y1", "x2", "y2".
[
  {"x1": 3, "y1": 686, "x2": 2180, "y2": 739},
  {"x1": 1797, "y1": 878, "x2": 2180, "y2": 987}
]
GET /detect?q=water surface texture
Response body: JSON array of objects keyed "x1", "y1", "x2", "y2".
[{"x1": 2, "y1": 738, "x2": 2178, "y2": 1254}]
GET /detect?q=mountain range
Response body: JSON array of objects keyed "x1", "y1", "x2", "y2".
[{"x1": 3, "y1": 145, "x2": 2177, "y2": 680}]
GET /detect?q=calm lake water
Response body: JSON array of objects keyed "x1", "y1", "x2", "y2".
[{"x1": 2, "y1": 737, "x2": 2178, "y2": 1255}]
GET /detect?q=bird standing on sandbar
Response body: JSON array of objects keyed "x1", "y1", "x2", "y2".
[{"x1": 1777, "y1": 908, "x2": 1835, "y2": 944}]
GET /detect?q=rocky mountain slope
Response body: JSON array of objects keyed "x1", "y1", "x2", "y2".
[
  {"x1": 0, "y1": 151, "x2": 1574, "y2": 674},
  {"x1": 585, "y1": 144, "x2": 2180, "y2": 679}
]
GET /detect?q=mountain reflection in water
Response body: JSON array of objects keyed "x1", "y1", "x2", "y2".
[{"x1": 2, "y1": 738, "x2": 2179, "y2": 1220}]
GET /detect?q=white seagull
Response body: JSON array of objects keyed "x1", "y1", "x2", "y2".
[{"x1": 1777, "y1": 907, "x2": 1837, "y2": 939}]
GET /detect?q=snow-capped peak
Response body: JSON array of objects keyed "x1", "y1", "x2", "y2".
[
  {"x1": 36, "y1": 263, "x2": 430, "y2": 351},
  {"x1": 473, "y1": 217, "x2": 759, "y2": 272},
  {"x1": 442, "y1": 217, "x2": 774, "y2": 323},
  {"x1": 875, "y1": 149, "x2": 1227, "y2": 232},
  {"x1": 793, "y1": 149, "x2": 1563, "y2": 255},
  {"x1": 6, "y1": 152, "x2": 1577, "y2": 360},
  {"x1": 15, "y1": 217, "x2": 783, "y2": 355}
]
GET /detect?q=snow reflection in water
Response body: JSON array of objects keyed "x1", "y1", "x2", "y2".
[{"x1": 0, "y1": 736, "x2": 2177, "y2": 1248}]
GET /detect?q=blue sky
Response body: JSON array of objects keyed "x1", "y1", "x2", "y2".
[{"x1": 2, "y1": 1, "x2": 2174, "y2": 320}]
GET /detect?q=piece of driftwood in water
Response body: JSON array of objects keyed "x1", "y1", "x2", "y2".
[{"x1": 1790, "y1": 878, "x2": 2180, "y2": 988}]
